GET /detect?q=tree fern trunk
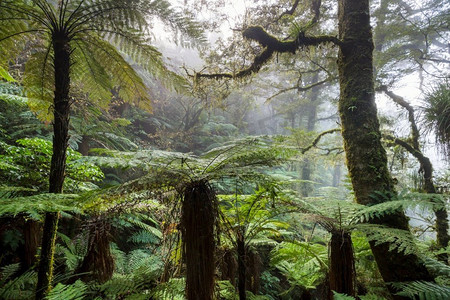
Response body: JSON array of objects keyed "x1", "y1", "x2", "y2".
[
  {"x1": 75, "y1": 219, "x2": 114, "y2": 283},
  {"x1": 23, "y1": 219, "x2": 40, "y2": 270},
  {"x1": 328, "y1": 230, "x2": 355, "y2": 298},
  {"x1": 181, "y1": 180, "x2": 216, "y2": 300},
  {"x1": 35, "y1": 33, "x2": 71, "y2": 300},
  {"x1": 337, "y1": 0, "x2": 433, "y2": 297},
  {"x1": 237, "y1": 237, "x2": 247, "y2": 300}
]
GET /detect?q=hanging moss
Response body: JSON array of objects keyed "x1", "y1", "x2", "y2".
[{"x1": 181, "y1": 180, "x2": 217, "y2": 300}]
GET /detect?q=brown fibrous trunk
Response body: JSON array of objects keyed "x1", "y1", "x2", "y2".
[
  {"x1": 181, "y1": 180, "x2": 217, "y2": 300},
  {"x1": 328, "y1": 230, "x2": 355, "y2": 298},
  {"x1": 75, "y1": 219, "x2": 114, "y2": 283}
]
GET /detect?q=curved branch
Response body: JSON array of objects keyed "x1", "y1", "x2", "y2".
[
  {"x1": 301, "y1": 128, "x2": 341, "y2": 154},
  {"x1": 266, "y1": 77, "x2": 332, "y2": 103},
  {"x1": 378, "y1": 85, "x2": 420, "y2": 150},
  {"x1": 196, "y1": 26, "x2": 341, "y2": 80}
]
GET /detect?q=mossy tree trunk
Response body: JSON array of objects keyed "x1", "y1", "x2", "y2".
[
  {"x1": 181, "y1": 180, "x2": 216, "y2": 300},
  {"x1": 35, "y1": 32, "x2": 71, "y2": 300},
  {"x1": 337, "y1": 0, "x2": 433, "y2": 296}
]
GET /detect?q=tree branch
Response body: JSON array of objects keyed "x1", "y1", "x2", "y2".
[
  {"x1": 266, "y1": 77, "x2": 332, "y2": 103},
  {"x1": 378, "y1": 85, "x2": 420, "y2": 150},
  {"x1": 301, "y1": 128, "x2": 341, "y2": 154},
  {"x1": 195, "y1": 26, "x2": 341, "y2": 80}
]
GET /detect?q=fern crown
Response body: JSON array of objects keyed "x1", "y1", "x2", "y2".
[{"x1": 0, "y1": 0, "x2": 204, "y2": 119}]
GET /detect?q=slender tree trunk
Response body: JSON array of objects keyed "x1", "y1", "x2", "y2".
[
  {"x1": 328, "y1": 230, "x2": 355, "y2": 298},
  {"x1": 237, "y1": 237, "x2": 246, "y2": 300},
  {"x1": 181, "y1": 180, "x2": 216, "y2": 300},
  {"x1": 301, "y1": 73, "x2": 320, "y2": 197},
  {"x1": 332, "y1": 164, "x2": 342, "y2": 187},
  {"x1": 337, "y1": 0, "x2": 433, "y2": 297},
  {"x1": 36, "y1": 33, "x2": 71, "y2": 300}
]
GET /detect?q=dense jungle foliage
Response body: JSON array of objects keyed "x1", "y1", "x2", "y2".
[{"x1": 0, "y1": 0, "x2": 449, "y2": 299}]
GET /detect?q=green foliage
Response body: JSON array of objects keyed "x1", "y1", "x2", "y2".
[
  {"x1": 393, "y1": 280, "x2": 450, "y2": 300},
  {"x1": 0, "y1": 264, "x2": 36, "y2": 300},
  {"x1": 271, "y1": 240, "x2": 328, "y2": 290},
  {"x1": 0, "y1": 65, "x2": 15, "y2": 82},
  {"x1": 332, "y1": 291, "x2": 356, "y2": 300},
  {"x1": 0, "y1": 0, "x2": 204, "y2": 122},
  {"x1": 45, "y1": 280, "x2": 88, "y2": 300},
  {"x1": 0, "y1": 137, "x2": 103, "y2": 192},
  {"x1": 422, "y1": 81, "x2": 450, "y2": 157},
  {"x1": 151, "y1": 278, "x2": 185, "y2": 300},
  {"x1": 0, "y1": 193, "x2": 80, "y2": 220}
]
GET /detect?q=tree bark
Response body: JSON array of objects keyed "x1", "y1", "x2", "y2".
[
  {"x1": 23, "y1": 219, "x2": 40, "y2": 270},
  {"x1": 328, "y1": 230, "x2": 355, "y2": 298},
  {"x1": 337, "y1": 0, "x2": 433, "y2": 297},
  {"x1": 75, "y1": 219, "x2": 114, "y2": 283},
  {"x1": 181, "y1": 180, "x2": 216, "y2": 300},
  {"x1": 35, "y1": 32, "x2": 71, "y2": 300},
  {"x1": 237, "y1": 237, "x2": 247, "y2": 300}
]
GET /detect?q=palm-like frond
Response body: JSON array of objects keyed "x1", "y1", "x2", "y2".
[
  {"x1": 0, "y1": 0, "x2": 205, "y2": 120},
  {"x1": 422, "y1": 81, "x2": 450, "y2": 158}
]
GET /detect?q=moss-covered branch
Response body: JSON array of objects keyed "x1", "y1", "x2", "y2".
[{"x1": 195, "y1": 26, "x2": 341, "y2": 80}]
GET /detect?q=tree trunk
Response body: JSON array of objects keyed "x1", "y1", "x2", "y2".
[
  {"x1": 36, "y1": 33, "x2": 71, "y2": 300},
  {"x1": 337, "y1": 0, "x2": 433, "y2": 297},
  {"x1": 181, "y1": 180, "x2": 216, "y2": 300},
  {"x1": 75, "y1": 219, "x2": 114, "y2": 283},
  {"x1": 332, "y1": 164, "x2": 342, "y2": 187},
  {"x1": 23, "y1": 219, "x2": 40, "y2": 270},
  {"x1": 301, "y1": 73, "x2": 320, "y2": 197},
  {"x1": 328, "y1": 230, "x2": 355, "y2": 298},
  {"x1": 420, "y1": 156, "x2": 449, "y2": 262},
  {"x1": 78, "y1": 135, "x2": 90, "y2": 156},
  {"x1": 237, "y1": 237, "x2": 246, "y2": 300}
]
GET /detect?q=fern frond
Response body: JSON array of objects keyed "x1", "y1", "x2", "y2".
[
  {"x1": 0, "y1": 193, "x2": 80, "y2": 219},
  {"x1": 356, "y1": 224, "x2": 418, "y2": 255},
  {"x1": 350, "y1": 191, "x2": 448, "y2": 225},
  {"x1": 392, "y1": 280, "x2": 450, "y2": 300},
  {"x1": 332, "y1": 291, "x2": 355, "y2": 299},
  {"x1": 422, "y1": 257, "x2": 450, "y2": 278},
  {"x1": 0, "y1": 268, "x2": 36, "y2": 300},
  {"x1": 46, "y1": 280, "x2": 88, "y2": 300}
]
